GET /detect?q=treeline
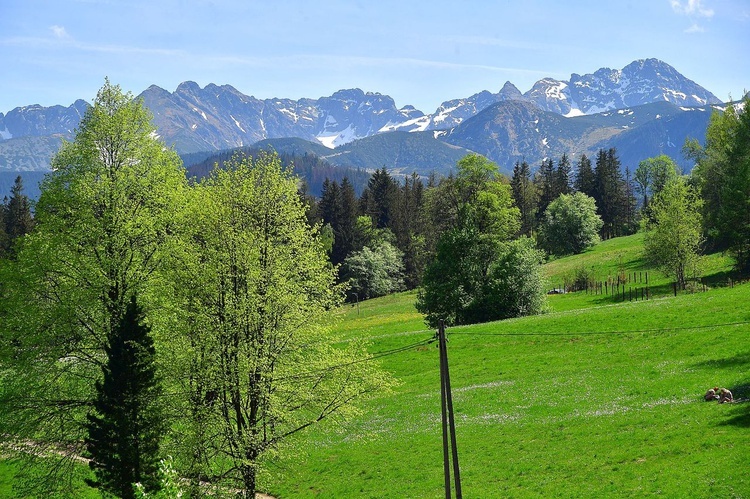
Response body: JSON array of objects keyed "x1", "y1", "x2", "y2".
[
  {"x1": 302, "y1": 147, "x2": 640, "y2": 300},
  {"x1": 188, "y1": 147, "x2": 370, "y2": 197}
]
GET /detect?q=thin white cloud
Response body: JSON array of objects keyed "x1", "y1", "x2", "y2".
[
  {"x1": 684, "y1": 23, "x2": 705, "y2": 33},
  {"x1": 200, "y1": 52, "x2": 564, "y2": 80},
  {"x1": 669, "y1": 0, "x2": 714, "y2": 18},
  {"x1": 50, "y1": 25, "x2": 70, "y2": 39},
  {"x1": 1, "y1": 35, "x2": 183, "y2": 58}
]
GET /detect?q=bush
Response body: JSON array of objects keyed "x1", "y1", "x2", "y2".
[
  {"x1": 539, "y1": 192, "x2": 602, "y2": 256},
  {"x1": 341, "y1": 241, "x2": 405, "y2": 301}
]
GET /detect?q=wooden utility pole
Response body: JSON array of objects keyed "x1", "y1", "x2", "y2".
[{"x1": 438, "y1": 320, "x2": 462, "y2": 499}]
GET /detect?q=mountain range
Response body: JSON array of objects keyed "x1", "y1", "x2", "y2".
[{"x1": 0, "y1": 58, "x2": 725, "y2": 190}]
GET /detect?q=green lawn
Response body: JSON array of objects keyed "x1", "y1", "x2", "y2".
[{"x1": 264, "y1": 237, "x2": 749, "y2": 498}]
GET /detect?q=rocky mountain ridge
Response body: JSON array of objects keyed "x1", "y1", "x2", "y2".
[{"x1": 0, "y1": 58, "x2": 723, "y2": 175}]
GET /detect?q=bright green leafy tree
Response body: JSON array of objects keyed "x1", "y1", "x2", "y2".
[
  {"x1": 634, "y1": 154, "x2": 680, "y2": 218},
  {"x1": 689, "y1": 96, "x2": 750, "y2": 270},
  {"x1": 342, "y1": 241, "x2": 405, "y2": 301},
  {"x1": 642, "y1": 177, "x2": 703, "y2": 288},
  {"x1": 538, "y1": 192, "x2": 603, "y2": 256},
  {"x1": 166, "y1": 151, "x2": 394, "y2": 496},
  {"x1": 0, "y1": 79, "x2": 186, "y2": 495}
]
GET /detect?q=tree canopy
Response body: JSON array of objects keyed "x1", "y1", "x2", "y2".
[
  {"x1": 538, "y1": 192, "x2": 603, "y2": 256},
  {"x1": 417, "y1": 154, "x2": 545, "y2": 327},
  {"x1": 0, "y1": 79, "x2": 187, "y2": 495}
]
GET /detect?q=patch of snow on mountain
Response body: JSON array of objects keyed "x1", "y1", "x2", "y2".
[
  {"x1": 315, "y1": 136, "x2": 337, "y2": 149},
  {"x1": 655, "y1": 114, "x2": 661, "y2": 119},
  {"x1": 663, "y1": 89, "x2": 687, "y2": 102},
  {"x1": 280, "y1": 108, "x2": 298, "y2": 122},
  {"x1": 316, "y1": 124, "x2": 361, "y2": 149},
  {"x1": 191, "y1": 124, "x2": 197, "y2": 130},
  {"x1": 542, "y1": 137, "x2": 548, "y2": 146},
  {"x1": 564, "y1": 108, "x2": 585, "y2": 118},
  {"x1": 434, "y1": 130, "x2": 448, "y2": 139},
  {"x1": 433, "y1": 105, "x2": 460, "y2": 124},
  {"x1": 230, "y1": 115, "x2": 246, "y2": 133},
  {"x1": 546, "y1": 81, "x2": 569, "y2": 100},
  {"x1": 0, "y1": 127, "x2": 12, "y2": 139},
  {"x1": 380, "y1": 115, "x2": 430, "y2": 133},
  {"x1": 191, "y1": 107, "x2": 208, "y2": 121}
]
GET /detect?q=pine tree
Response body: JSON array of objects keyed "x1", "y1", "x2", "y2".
[
  {"x1": 4, "y1": 175, "x2": 34, "y2": 255},
  {"x1": 85, "y1": 294, "x2": 164, "y2": 499},
  {"x1": 364, "y1": 167, "x2": 398, "y2": 229},
  {"x1": 555, "y1": 153, "x2": 572, "y2": 196},
  {"x1": 0, "y1": 198, "x2": 8, "y2": 257},
  {"x1": 393, "y1": 173, "x2": 427, "y2": 288},
  {"x1": 593, "y1": 148, "x2": 628, "y2": 239},
  {"x1": 574, "y1": 154, "x2": 595, "y2": 196},
  {"x1": 511, "y1": 160, "x2": 536, "y2": 237},
  {"x1": 534, "y1": 158, "x2": 556, "y2": 220}
]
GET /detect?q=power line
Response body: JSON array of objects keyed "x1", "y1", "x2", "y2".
[
  {"x1": 274, "y1": 336, "x2": 435, "y2": 382},
  {"x1": 447, "y1": 320, "x2": 750, "y2": 337}
]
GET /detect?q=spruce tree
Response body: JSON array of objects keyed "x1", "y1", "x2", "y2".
[
  {"x1": 85, "y1": 295, "x2": 164, "y2": 499},
  {"x1": 4, "y1": 175, "x2": 34, "y2": 255},
  {"x1": 364, "y1": 167, "x2": 398, "y2": 229},
  {"x1": 593, "y1": 148, "x2": 628, "y2": 239},
  {"x1": 555, "y1": 153, "x2": 572, "y2": 196},
  {"x1": 574, "y1": 154, "x2": 595, "y2": 196},
  {"x1": 511, "y1": 160, "x2": 536, "y2": 237},
  {"x1": 534, "y1": 158, "x2": 556, "y2": 220},
  {"x1": 0, "y1": 199, "x2": 8, "y2": 257}
]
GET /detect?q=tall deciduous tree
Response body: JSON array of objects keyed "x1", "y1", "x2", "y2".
[
  {"x1": 635, "y1": 155, "x2": 680, "y2": 216},
  {"x1": 416, "y1": 154, "x2": 545, "y2": 327},
  {"x1": 85, "y1": 295, "x2": 164, "y2": 499},
  {"x1": 169, "y1": 152, "x2": 393, "y2": 496},
  {"x1": 643, "y1": 177, "x2": 703, "y2": 288},
  {"x1": 0, "y1": 79, "x2": 186, "y2": 495},
  {"x1": 690, "y1": 96, "x2": 750, "y2": 269}
]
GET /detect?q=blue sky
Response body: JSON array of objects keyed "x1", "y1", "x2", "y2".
[{"x1": 0, "y1": 0, "x2": 748, "y2": 115}]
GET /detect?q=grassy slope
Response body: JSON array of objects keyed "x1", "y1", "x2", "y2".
[{"x1": 268, "y1": 235, "x2": 750, "y2": 498}]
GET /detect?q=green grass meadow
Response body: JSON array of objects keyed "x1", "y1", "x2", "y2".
[{"x1": 266, "y1": 235, "x2": 750, "y2": 498}]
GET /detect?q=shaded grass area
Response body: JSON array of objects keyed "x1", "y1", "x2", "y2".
[{"x1": 268, "y1": 282, "x2": 750, "y2": 498}]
